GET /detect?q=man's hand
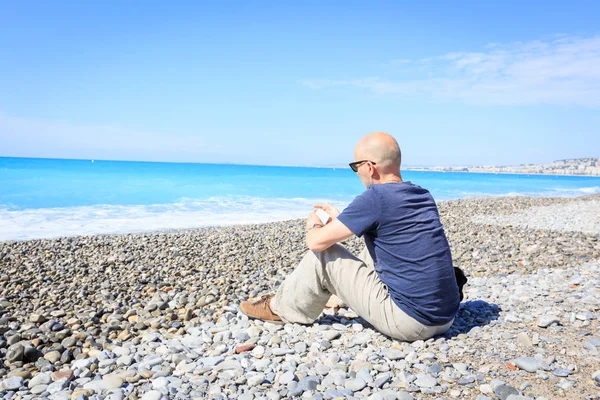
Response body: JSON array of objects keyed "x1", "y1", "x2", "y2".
[
  {"x1": 305, "y1": 210, "x2": 323, "y2": 231},
  {"x1": 313, "y1": 202, "x2": 340, "y2": 222},
  {"x1": 305, "y1": 217, "x2": 354, "y2": 252},
  {"x1": 305, "y1": 203, "x2": 353, "y2": 252}
]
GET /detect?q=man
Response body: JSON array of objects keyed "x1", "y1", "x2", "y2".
[{"x1": 240, "y1": 132, "x2": 460, "y2": 341}]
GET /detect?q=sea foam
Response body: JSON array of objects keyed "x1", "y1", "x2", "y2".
[{"x1": 0, "y1": 197, "x2": 348, "y2": 241}]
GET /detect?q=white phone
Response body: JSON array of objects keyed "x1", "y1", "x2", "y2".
[{"x1": 315, "y1": 208, "x2": 330, "y2": 225}]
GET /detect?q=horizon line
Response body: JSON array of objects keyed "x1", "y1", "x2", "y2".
[
  {"x1": 0, "y1": 155, "x2": 348, "y2": 169},
  {"x1": 1, "y1": 155, "x2": 597, "y2": 170}
]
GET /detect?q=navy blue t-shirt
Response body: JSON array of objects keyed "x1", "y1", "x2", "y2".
[{"x1": 337, "y1": 182, "x2": 459, "y2": 326}]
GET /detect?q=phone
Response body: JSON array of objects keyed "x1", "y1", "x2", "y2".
[{"x1": 315, "y1": 208, "x2": 330, "y2": 225}]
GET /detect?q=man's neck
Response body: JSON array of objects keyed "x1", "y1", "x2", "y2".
[{"x1": 375, "y1": 173, "x2": 403, "y2": 184}]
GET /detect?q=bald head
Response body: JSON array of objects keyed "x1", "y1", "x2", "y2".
[{"x1": 354, "y1": 132, "x2": 402, "y2": 172}]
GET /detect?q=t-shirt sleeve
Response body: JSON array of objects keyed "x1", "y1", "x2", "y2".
[{"x1": 337, "y1": 188, "x2": 380, "y2": 237}]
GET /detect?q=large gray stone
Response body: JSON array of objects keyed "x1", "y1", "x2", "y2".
[
  {"x1": 413, "y1": 374, "x2": 437, "y2": 388},
  {"x1": 6, "y1": 343, "x2": 24, "y2": 363},
  {"x1": 29, "y1": 372, "x2": 51, "y2": 388},
  {"x1": 1, "y1": 376, "x2": 24, "y2": 391},
  {"x1": 298, "y1": 376, "x2": 319, "y2": 391},
  {"x1": 511, "y1": 357, "x2": 544, "y2": 373},
  {"x1": 494, "y1": 384, "x2": 519, "y2": 400}
]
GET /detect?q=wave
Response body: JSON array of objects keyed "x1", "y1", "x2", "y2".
[
  {"x1": 0, "y1": 196, "x2": 350, "y2": 242},
  {"x1": 551, "y1": 186, "x2": 600, "y2": 195},
  {"x1": 2, "y1": 185, "x2": 598, "y2": 242}
]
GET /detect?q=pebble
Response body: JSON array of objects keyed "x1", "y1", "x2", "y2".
[
  {"x1": 247, "y1": 373, "x2": 265, "y2": 387},
  {"x1": 47, "y1": 379, "x2": 68, "y2": 394},
  {"x1": 374, "y1": 372, "x2": 391, "y2": 388},
  {"x1": 511, "y1": 357, "x2": 544, "y2": 373},
  {"x1": 29, "y1": 372, "x2": 51, "y2": 388},
  {"x1": 298, "y1": 376, "x2": 319, "y2": 391},
  {"x1": 457, "y1": 375, "x2": 476, "y2": 385},
  {"x1": 278, "y1": 371, "x2": 296, "y2": 385},
  {"x1": 557, "y1": 378, "x2": 574, "y2": 390},
  {"x1": 235, "y1": 344, "x2": 256, "y2": 354},
  {"x1": 383, "y1": 349, "x2": 405, "y2": 360},
  {"x1": 83, "y1": 375, "x2": 123, "y2": 391},
  {"x1": 51, "y1": 369, "x2": 74, "y2": 381},
  {"x1": 414, "y1": 374, "x2": 437, "y2": 388},
  {"x1": 51, "y1": 392, "x2": 71, "y2": 400},
  {"x1": 6, "y1": 343, "x2": 24, "y2": 363},
  {"x1": 370, "y1": 390, "x2": 398, "y2": 400},
  {"x1": 152, "y1": 376, "x2": 168, "y2": 389},
  {"x1": 1, "y1": 377, "x2": 24, "y2": 391},
  {"x1": 44, "y1": 350, "x2": 62, "y2": 363},
  {"x1": 479, "y1": 384, "x2": 493, "y2": 394},
  {"x1": 322, "y1": 330, "x2": 341, "y2": 341},
  {"x1": 516, "y1": 332, "x2": 532, "y2": 347},
  {"x1": 351, "y1": 332, "x2": 372, "y2": 346},
  {"x1": 345, "y1": 377, "x2": 367, "y2": 391},
  {"x1": 494, "y1": 383, "x2": 520, "y2": 400},
  {"x1": 537, "y1": 316, "x2": 560, "y2": 328},
  {"x1": 142, "y1": 390, "x2": 163, "y2": 400},
  {"x1": 552, "y1": 368, "x2": 571, "y2": 377},
  {"x1": 397, "y1": 391, "x2": 415, "y2": 400}
]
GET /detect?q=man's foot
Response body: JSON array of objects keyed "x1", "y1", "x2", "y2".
[{"x1": 239, "y1": 295, "x2": 283, "y2": 324}]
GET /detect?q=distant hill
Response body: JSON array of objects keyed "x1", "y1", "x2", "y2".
[{"x1": 405, "y1": 158, "x2": 600, "y2": 176}]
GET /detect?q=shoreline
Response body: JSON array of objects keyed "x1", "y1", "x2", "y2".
[{"x1": 1, "y1": 193, "x2": 599, "y2": 245}]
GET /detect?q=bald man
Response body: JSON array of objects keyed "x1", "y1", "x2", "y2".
[{"x1": 240, "y1": 132, "x2": 460, "y2": 341}]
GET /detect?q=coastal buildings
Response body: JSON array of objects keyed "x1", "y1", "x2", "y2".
[{"x1": 407, "y1": 158, "x2": 600, "y2": 176}]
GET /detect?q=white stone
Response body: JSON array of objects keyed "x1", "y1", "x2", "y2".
[
  {"x1": 29, "y1": 372, "x2": 51, "y2": 388},
  {"x1": 152, "y1": 376, "x2": 169, "y2": 390},
  {"x1": 247, "y1": 373, "x2": 265, "y2": 387},
  {"x1": 1, "y1": 377, "x2": 23, "y2": 391},
  {"x1": 142, "y1": 390, "x2": 163, "y2": 400}
]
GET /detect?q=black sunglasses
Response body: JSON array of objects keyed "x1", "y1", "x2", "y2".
[{"x1": 349, "y1": 160, "x2": 376, "y2": 172}]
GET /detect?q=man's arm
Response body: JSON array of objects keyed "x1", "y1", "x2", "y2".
[{"x1": 306, "y1": 216, "x2": 354, "y2": 252}]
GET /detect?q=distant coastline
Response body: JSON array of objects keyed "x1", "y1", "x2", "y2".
[{"x1": 405, "y1": 157, "x2": 600, "y2": 177}]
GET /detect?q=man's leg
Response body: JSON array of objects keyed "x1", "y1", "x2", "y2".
[{"x1": 271, "y1": 244, "x2": 452, "y2": 340}]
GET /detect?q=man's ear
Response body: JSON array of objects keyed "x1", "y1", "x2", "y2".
[{"x1": 369, "y1": 163, "x2": 379, "y2": 179}]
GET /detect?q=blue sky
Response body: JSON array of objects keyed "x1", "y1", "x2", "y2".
[{"x1": 1, "y1": 1, "x2": 599, "y2": 167}]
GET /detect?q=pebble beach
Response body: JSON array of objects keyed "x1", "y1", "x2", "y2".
[{"x1": 1, "y1": 194, "x2": 599, "y2": 400}]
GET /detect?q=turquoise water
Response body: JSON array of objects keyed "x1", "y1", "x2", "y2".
[{"x1": 1, "y1": 157, "x2": 599, "y2": 240}]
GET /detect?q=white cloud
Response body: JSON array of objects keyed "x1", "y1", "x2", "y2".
[{"x1": 303, "y1": 35, "x2": 600, "y2": 107}]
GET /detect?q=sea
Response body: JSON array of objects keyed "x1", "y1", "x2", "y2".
[{"x1": 1, "y1": 157, "x2": 599, "y2": 241}]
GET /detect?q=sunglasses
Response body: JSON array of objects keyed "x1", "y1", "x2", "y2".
[{"x1": 349, "y1": 160, "x2": 376, "y2": 172}]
